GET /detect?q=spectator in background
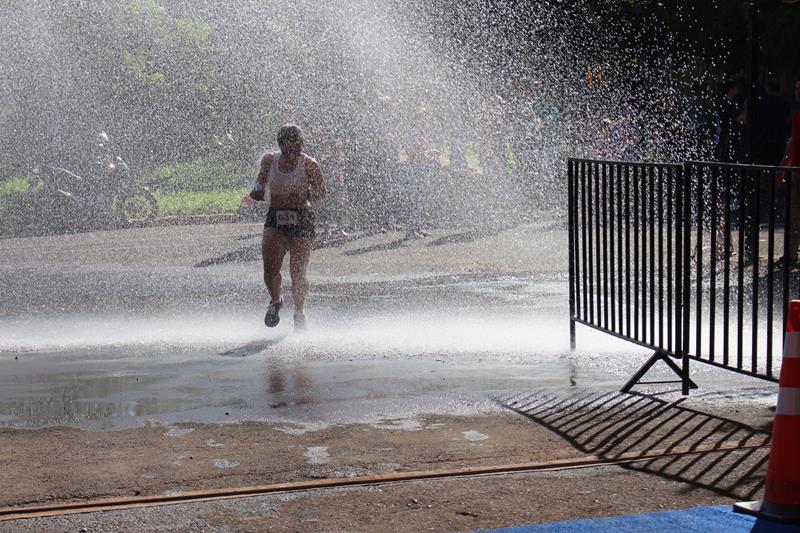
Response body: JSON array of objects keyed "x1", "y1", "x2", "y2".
[
  {"x1": 509, "y1": 85, "x2": 540, "y2": 189},
  {"x1": 595, "y1": 115, "x2": 636, "y2": 161},
  {"x1": 482, "y1": 94, "x2": 510, "y2": 179},
  {"x1": 783, "y1": 78, "x2": 800, "y2": 266},
  {"x1": 395, "y1": 117, "x2": 438, "y2": 239},
  {"x1": 786, "y1": 78, "x2": 800, "y2": 167},
  {"x1": 318, "y1": 139, "x2": 350, "y2": 239},
  {"x1": 752, "y1": 78, "x2": 792, "y2": 166},
  {"x1": 684, "y1": 82, "x2": 716, "y2": 160},
  {"x1": 717, "y1": 80, "x2": 745, "y2": 163}
]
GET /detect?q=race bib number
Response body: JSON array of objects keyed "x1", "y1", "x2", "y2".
[{"x1": 275, "y1": 210, "x2": 300, "y2": 226}]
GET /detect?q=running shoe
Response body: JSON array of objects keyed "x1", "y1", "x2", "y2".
[
  {"x1": 294, "y1": 312, "x2": 308, "y2": 332},
  {"x1": 264, "y1": 299, "x2": 283, "y2": 327}
]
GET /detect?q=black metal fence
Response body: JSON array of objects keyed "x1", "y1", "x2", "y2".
[{"x1": 568, "y1": 158, "x2": 800, "y2": 393}]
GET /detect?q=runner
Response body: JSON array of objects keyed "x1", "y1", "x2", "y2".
[{"x1": 242, "y1": 124, "x2": 328, "y2": 331}]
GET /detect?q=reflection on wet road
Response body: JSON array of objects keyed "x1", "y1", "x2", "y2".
[
  {"x1": 0, "y1": 299, "x2": 605, "y2": 430},
  {"x1": 267, "y1": 357, "x2": 315, "y2": 409}
]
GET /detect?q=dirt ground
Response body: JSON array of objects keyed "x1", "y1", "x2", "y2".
[{"x1": 0, "y1": 390, "x2": 776, "y2": 531}]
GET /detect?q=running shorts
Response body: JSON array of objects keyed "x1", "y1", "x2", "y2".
[{"x1": 265, "y1": 207, "x2": 316, "y2": 240}]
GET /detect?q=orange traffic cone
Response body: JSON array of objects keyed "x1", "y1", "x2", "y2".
[{"x1": 734, "y1": 300, "x2": 800, "y2": 523}]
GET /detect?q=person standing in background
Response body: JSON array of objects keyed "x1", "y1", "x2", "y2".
[
  {"x1": 717, "y1": 80, "x2": 745, "y2": 163},
  {"x1": 752, "y1": 79, "x2": 791, "y2": 166},
  {"x1": 780, "y1": 78, "x2": 800, "y2": 266}
]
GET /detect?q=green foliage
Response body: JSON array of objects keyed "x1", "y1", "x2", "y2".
[
  {"x1": 0, "y1": 177, "x2": 29, "y2": 196},
  {"x1": 174, "y1": 18, "x2": 213, "y2": 44},
  {"x1": 141, "y1": 157, "x2": 248, "y2": 192},
  {"x1": 0, "y1": 177, "x2": 30, "y2": 230},
  {"x1": 153, "y1": 188, "x2": 248, "y2": 216},
  {"x1": 465, "y1": 147, "x2": 481, "y2": 168},
  {"x1": 32, "y1": 0, "x2": 237, "y2": 167},
  {"x1": 122, "y1": 51, "x2": 164, "y2": 84}
]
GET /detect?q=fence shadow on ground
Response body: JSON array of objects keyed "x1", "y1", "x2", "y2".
[
  {"x1": 194, "y1": 230, "x2": 375, "y2": 266},
  {"x1": 426, "y1": 227, "x2": 505, "y2": 247},
  {"x1": 496, "y1": 390, "x2": 770, "y2": 500},
  {"x1": 343, "y1": 237, "x2": 409, "y2": 256},
  {"x1": 195, "y1": 245, "x2": 261, "y2": 267},
  {"x1": 313, "y1": 231, "x2": 369, "y2": 251}
]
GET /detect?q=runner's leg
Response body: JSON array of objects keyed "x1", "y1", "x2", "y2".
[
  {"x1": 263, "y1": 227, "x2": 290, "y2": 303},
  {"x1": 289, "y1": 237, "x2": 313, "y2": 315}
]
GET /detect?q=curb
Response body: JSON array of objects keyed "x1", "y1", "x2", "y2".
[{"x1": 146, "y1": 213, "x2": 249, "y2": 227}]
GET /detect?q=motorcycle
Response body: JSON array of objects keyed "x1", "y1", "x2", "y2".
[
  {"x1": 6, "y1": 156, "x2": 158, "y2": 236},
  {"x1": 91, "y1": 152, "x2": 160, "y2": 227}
]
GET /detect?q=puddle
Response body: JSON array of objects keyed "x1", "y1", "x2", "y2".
[
  {"x1": 163, "y1": 485, "x2": 188, "y2": 496},
  {"x1": 373, "y1": 462, "x2": 402, "y2": 473},
  {"x1": 164, "y1": 427, "x2": 195, "y2": 437},
  {"x1": 304, "y1": 446, "x2": 330, "y2": 465},
  {"x1": 305, "y1": 465, "x2": 370, "y2": 478},
  {"x1": 214, "y1": 459, "x2": 240, "y2": 469},
  {"x1": 275, "y1": 422, "x2": 330, "y2": 435},
  {"x1": 463, "y1": 430, "x2": 489, "y2": 441},
  {"x1": 372, "y1": 418, "x2": 423, "y2": 431}
]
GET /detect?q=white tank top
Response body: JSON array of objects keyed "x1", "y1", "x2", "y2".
[{"x1": 268, "y1": 152, "x2": 308, "y2": 197}]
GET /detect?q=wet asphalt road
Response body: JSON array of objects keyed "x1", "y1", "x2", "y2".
[{"x1": 0, "y1": 220, "x2": 776, "y2": 430}]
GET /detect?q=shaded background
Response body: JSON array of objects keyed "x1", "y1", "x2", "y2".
[{"x1": 0, "y1": 0, "x2": 798, "y2": 228}]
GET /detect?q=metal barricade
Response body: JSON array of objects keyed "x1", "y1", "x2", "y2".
[{"x1": 568, "y1": 158, "x2": 800, "y2": 393}]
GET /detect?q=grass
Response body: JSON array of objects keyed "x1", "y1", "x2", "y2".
[
  {"x1": 153, "y1": 188, "x2": 249, "y2": 216},
  {"x1": 0, "y1": 176, "x2": 30, "y2": 196},
  {"x1": 141, "y1": 157, "x2": 248, "y2": 192},
  {"x1": 0, "y1": 175, "x2": 247, "y2": 219},
  {"x1": 0, "y1": 177, "x2": 31, "y2": 223},
  {"x1": 137, "y1": 156, "x2": 251, "y2": 216}
]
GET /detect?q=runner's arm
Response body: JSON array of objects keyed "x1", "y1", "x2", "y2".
[
  {"x1": 249, "y1": 153, "x2": 273, "y2": 201},
  {"x1": 305, "y1": 157, "x2": 328, "y2": 204}
]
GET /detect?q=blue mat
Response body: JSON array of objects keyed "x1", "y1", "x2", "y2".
[{"x1": 475, "y1": 505, "x2": 800, "y2": 533}]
